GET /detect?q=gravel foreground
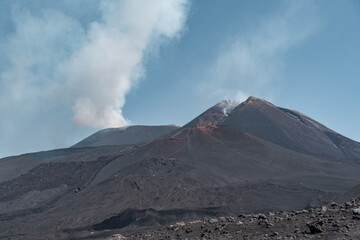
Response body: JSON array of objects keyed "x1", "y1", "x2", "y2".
[{"x1": 107, "y1": 198, "x2": 360, "y2": 240}]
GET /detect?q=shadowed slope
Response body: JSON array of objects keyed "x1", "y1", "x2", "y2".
[
  {"x1": 224, "y1": 97, "x2": 360, "y2": 161},
  {"x1": 339, "y1": 184, "x2": 360, "y2": 202},
  {"x1": 224, "y1": 97, "x2": 338, "y2": 157}
]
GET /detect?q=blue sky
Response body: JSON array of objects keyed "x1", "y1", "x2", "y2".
[{"x1": 0, "y1": 0, "x2": 359, "y2": 158}]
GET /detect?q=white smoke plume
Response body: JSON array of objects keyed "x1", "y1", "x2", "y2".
[
  {"x1": 67, "y1": 0, "x2": 189, "y2": 128},
  {"x1": 217, "y1": 100, "x2": 238, "y2": 117},
  {"x1": 0, "y1": 0, "x2": 189, "y2": 129}
]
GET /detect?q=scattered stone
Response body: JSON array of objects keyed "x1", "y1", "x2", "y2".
[
  {"x1": 189, "y1": 220, "x2": 202, "y2": 224},
  {"x1": 332, "y1": 222, "x2": 341, "y2": 228},
  {"x1": 243, "y1": 234, "x2": 251, "y2": 240},
  {"x1": 353, "y1": 207, "x2": 360, "y2": 215},
  {"x1": 308, "y1": 219, "x2": 325, "y2": 234},
  {"x1": 167, "y1": 221, "x2": 186, "y2": 231},
  {"x1": 109, "y1": 234, "x2": 126, "y2": 239},
  {"x1": 209, "y1": 218, "x2": 218, "y2": 223}
]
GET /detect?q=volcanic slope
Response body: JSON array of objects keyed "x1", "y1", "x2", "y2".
[
  {"x1": 72, "y1": 125, "x2": 179, "y2": 148},
  {"x1": 0, "y1": 145, "x2": 133, "y2": 184},
  {"x1": 0, "y1": 125, "x2": 179, "y2": 184},
  {"x1": 185, "y1": 96, "x2": 360, "y2": 162},
  {"x1": 2, "y1": 125, "x2": 360, "y2": 239}
]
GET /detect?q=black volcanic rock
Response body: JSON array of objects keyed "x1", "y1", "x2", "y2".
[{"x1": 72, "y1": 125, "x2": 179, "y2": 148}]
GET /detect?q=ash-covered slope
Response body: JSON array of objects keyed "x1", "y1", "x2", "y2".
[
  {"x1": 225, "y1": 97, "x2": 360, "y2": 161},
  {"x1": 0, "y1": 125, "x2": 178, "y2": 184},
  {"x1": 72, "y1": 125, "x2": 179, "y2": 148}
]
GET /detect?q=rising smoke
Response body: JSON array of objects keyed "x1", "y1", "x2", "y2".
[
  {"x1": 0, "y1": 0, "x2": 189, "y2": 129},
  {"x1": 217, "y1": 100, "x2": 238, "y2": 117},
  {"x1": 67, "y1": 0, "x2": 189, "y2": 128}
]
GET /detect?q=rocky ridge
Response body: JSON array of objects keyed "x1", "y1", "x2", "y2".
[{"x1": 126, "y1": 198, "x2": 360, "y2": 240}]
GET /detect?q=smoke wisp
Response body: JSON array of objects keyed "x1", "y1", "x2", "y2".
[{"x1": 201, "y1": 1, "x2": 321, "y2": 102}]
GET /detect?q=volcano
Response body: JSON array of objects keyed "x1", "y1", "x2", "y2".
[
  {"x1": 185, "y1": 96, "x2": 360, "y2": 162},
  {"x1": 1, "y1": 97, "x2": 360, "y2": 239}
]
